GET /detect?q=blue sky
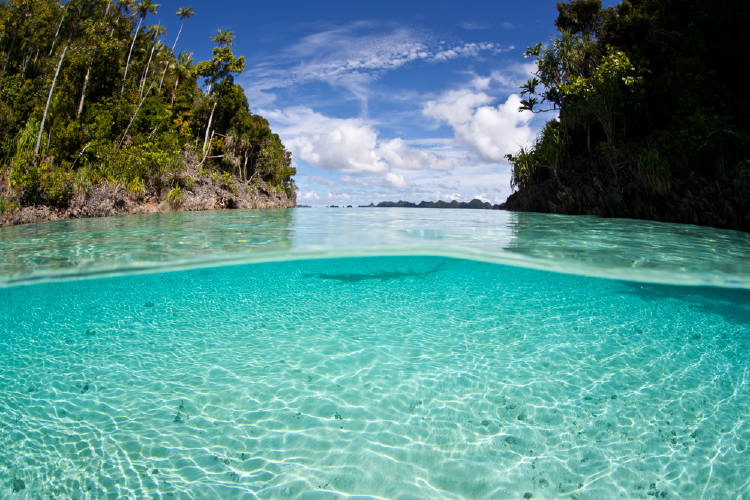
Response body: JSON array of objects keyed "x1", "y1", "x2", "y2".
[{"x1": 156, "y1": 1, "x2": 614, "y2": 205}]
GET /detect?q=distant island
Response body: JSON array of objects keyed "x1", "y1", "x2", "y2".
[
  {"x1": 362, "y1": 199, "x2": 499, "y2": 210},
  {"x1": 502, "y1": 0, "x2": 749, "y2": 232}
]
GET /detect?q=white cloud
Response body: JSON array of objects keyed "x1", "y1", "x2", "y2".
[
  {"x1": 431, "y1": 42, "x2": 511, "y2": 62},
  {"x1": 378, "y1": 138, "x2": 454, "y2": 171},
  {"x1": 385, "y1": 172, "x2": 408, "y2": 188},
  {"x1": 460, "y1": 21, "x2": 489, "y2": 31},
  {"x1": 263, "y1": 106, "x2": 456, "y2": 181},
  {"x1": 241, "y1": 25, "x2": 510, "y2": 106},
  {"x1": 299, "y1": 191, "x2": 320, "y2": 200},
  {"x1": 264, "y1": 107, "x2": 386, "y2": 174},
  {"x1": 423, "y1": 90, "x2": 534, "y2": 162}
]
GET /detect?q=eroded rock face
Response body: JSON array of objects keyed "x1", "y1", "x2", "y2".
[
  {"x1": 1, "y1": 172, "x2": 296, "y2": 227},
  {"x1": 502, "y1": 156, "x2": 750, "y2": 233}
]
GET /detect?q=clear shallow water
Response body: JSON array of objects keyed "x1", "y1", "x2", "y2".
[
  {"x1": 1, "y1": 257, "x2": 749, "y2": 498},
  {"x1": 1, "y1": 210, "x2": 750, "y2": 498},
  {"x1": 1, "y1": 208, "x2": 749, "y2": 287}
]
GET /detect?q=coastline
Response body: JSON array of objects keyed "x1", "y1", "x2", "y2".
[
  {"x1": 1, "y1": 168, "x2": 295, "y2": 227},
  {"x1": 501, "y1": 154, "x2": 750, "y2": 233}
]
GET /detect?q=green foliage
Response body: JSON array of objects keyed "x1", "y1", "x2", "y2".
[
  {"x1": 509, "y1": 0, "x2": 750, "y2": 193},
  {"x1": 166, "y1": 184, "x2": 184, "y2": 207},
  {"x1": 0, "y1": 0, "x2": 295, "y2": 211},
  {"x1": 127, "y1": 176, "x2": 146, "y2": 194},
  {"x1": 0, "y1": 197, "x2": 19, "y2": 215},
  {"x1": 74, "y1": 166, "x2": 95, "y2": 192},
  {"x1": 638, "y1": 148, "x2": 670, "y2": 194},
  {"x1": 507, "y1": 120, "x2": 565, "y2": 190},
  {"x1": 43, "y1": 166, "x2": 74, "y2": 206},
  {"x1": 220, "y1": 171, "x2": 238, "y2": 195}
]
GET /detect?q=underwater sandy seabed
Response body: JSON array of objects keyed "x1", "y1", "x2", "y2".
[{"x1": 1, "y1": 255, "x2": 749, "y2": 498}]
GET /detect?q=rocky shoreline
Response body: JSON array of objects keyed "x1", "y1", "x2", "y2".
[
  {"x1": 1, "y1": 168, "x2": 296, "y2": 227},
  {"x1": 500, "y1": 155, "x2": 750, "y2": 233}
]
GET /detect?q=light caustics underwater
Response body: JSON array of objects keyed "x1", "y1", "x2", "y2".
[{"x1": 1, "y1": 208, "x2": 749, "y2": 498}]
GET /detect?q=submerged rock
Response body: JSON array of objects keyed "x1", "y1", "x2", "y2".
[{"x1": 11, "y1": 478, "x2": 25, "y2": 492}]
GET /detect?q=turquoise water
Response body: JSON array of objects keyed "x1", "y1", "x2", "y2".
[{"x1": 1, "y1": 209, "x2": 749, "y2": 498}]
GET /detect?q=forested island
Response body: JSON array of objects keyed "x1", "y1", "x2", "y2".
[
  {"x1": 363, "y1": 200, "x2": 499, "y2": 210},
  {"x1": 0, "y1": 0, "x2": 296, "y2": 226},
  {"x1": 503, "y1": 0, "x2": 750, "y2": 232}
]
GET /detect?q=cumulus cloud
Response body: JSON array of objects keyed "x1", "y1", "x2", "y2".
[
  {"x1": 385, "y1": 172, "x2": 408, "y2": 188},
  {"x1": 423, "y1": 89, "x2": 534, "y2": 162},
  {"x1": 263, "y1": 107, "x2": 386, "y2": 173},
  {"x1": 262, "y1": 107, "x2": 455, "y2": 182},
  {"x1": 378, "y1": 138, "x2": 454, "y2": 171}
]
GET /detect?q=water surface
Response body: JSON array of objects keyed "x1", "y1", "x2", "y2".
[
  {"x1": 1, "y1": 208, "x2": 748, "y2": 287},
  {"x1": 1, "y1": 209, "x2": 749, "y2": 498}
]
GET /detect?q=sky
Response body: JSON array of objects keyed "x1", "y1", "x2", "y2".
[{"x1": 154, "y1": 1, "x2": 614, "y2": 206}]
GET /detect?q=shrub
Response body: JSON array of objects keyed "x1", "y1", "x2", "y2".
[
  {"x1": 166, "y1": 185, "x2": 184, "y2": 208},
  {"x1": 42, "y1": 167, "x2": 74, "y2": 207},
  {"x1": 0, "y1": 197, "x2": 19, "y2": 215},
  {"x1": 638, "y1": 148, "x2": 671, "y2": 194}
]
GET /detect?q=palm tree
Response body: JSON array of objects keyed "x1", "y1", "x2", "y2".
[
  {"x1": 139, "y1": 24, "x2": 166, "y2": 98},
  {"x1": 35, "y1": 41, "x2": 70, "y2": 160},
  {"x1": 78, "y1": 0, "x2": 116, "y2": 119},
  {"x1": 48, "y1": 2, "x2": 68, "y2": 57},
  {"x1": 211, "y1": 28, "x2": 235, "y2": 47},
  {"x1": 170, "y1": 51, "x2": 194, "y2": 106},
  {"x1": 158, "y1": 6, "x2": 194, "y2": 91},
  {"x1": 121, "y1": 0, "x2": 159, "y2": 95},
  {"x1": 171, "y1": 6, "x2": 194, "y2": 52}
]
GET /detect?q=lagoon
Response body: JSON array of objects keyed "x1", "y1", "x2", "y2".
[{"x1": 1, "y1": 209, "x2": 749, "y2": 498}]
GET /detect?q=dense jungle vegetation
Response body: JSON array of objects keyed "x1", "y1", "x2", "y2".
[
  {"x1": 504, "y1": 0, "x2": 750, "y2": 231},
  {"x1": 0, "y1": 0, "x2": 295, "y2": 215}
]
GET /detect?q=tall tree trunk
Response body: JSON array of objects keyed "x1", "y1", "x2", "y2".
[
  {"x1": 199, "y1": 130, "x2": 214, "y2": 166},
  {"x1": 158, "y1": 60, "x2": 169, "y2": 92},
  {"x1": 170, "y1": 74, "x2": 180, "y2": 106},
  {"x1": 121, "y1": 16, "x2": 143, "y2": 96},
  {"x1": 202, "y1": 101, "x2": 217, "y2": 154},
  {"x1": 49, "y1": 5, "x2": 68, "y2": 57},
  {"x1": 171, "y1": 20, "x2": 185, "y2": 52},
  {"x1": 139, "y1": 40, "x2": 156, "y2": 99},
  {"x1": 1, "y1": 33, "x2": 17, "y2": 78},
  {"x1": 20, "y1": 52, "x2": 30, "y2": 79},
  {"x1": 77, "y1": 64, "x2": 91, "y2": 119},
  {"x1": 35, "y1": 42, "x2": 69, "y2": 161},
  {"x1": 118, "y1": 81, "x2": 155, "y2": 150}
]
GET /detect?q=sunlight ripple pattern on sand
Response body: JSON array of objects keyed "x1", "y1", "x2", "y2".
[{"x1": 1, "y1": 257, "x2": 749, "y2": 498}]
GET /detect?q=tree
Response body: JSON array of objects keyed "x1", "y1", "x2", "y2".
[
  {"x1": 35, "y1": 40, "x2": 69, "y2": 160},
  {"x1": 139, "y1": 23, "x2": 165, "y2": 98},
  {"x1": 121, "y1": 0, "x2": 159, "y2": 95},
  {"x1": 171, "y1": 6, "x2": 194, "y2": 52},
  {"x1": 170, "y1": 50, "x2": 194, "y2": 106},
  {"x1": 197, "y1": 29, "x2": 245, "y2": 153}
]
